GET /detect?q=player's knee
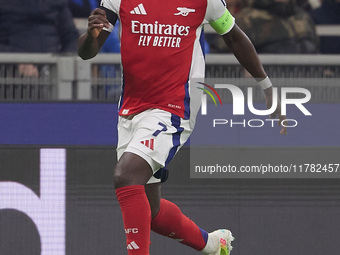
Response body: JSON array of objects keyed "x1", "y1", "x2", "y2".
[
  {"x1": 113, "y1": 167, "x2": 131, "y2": 189},
  {"x1": 113, "y1": 163, "x2": 153, "y2": 189}
]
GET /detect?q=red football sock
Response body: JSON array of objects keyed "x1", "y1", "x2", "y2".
[
  {"x1": 151, "y1": 199, "x2": 208, "y2": 251},
  {"x1": 116, "y1": 185, "x2": 151, "y2": 255}
]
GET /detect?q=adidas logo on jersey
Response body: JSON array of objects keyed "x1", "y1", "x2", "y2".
[
  {"x1": 127, "y1": 241, "x2": 140, "y2": 250},
  {"x1": 140, "y1": 139, "x2": 154, "y2": 150},
  {"x1": 130, "y1": 3, "x2": 147, "y2": 15}
]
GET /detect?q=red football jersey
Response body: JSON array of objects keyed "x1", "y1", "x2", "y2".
[{"x1": 101, "y1": 0, "x2": 234, "y2": 119}]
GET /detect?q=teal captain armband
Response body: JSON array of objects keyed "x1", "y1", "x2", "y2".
[{"x1": 209, "y1": 9, "x2": 235, "y2": 35}]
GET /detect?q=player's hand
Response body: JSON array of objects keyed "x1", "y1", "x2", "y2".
[
  {"x1": 87, "y1": 8, "x2": 110, "y2": 38},
  {"x1": 264, "y1": 87, "x2": 287, "y2": 135}
]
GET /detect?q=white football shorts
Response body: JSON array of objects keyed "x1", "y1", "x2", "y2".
[{"x1": 117, "y1": 108, "x2": 194, "y2": 184}]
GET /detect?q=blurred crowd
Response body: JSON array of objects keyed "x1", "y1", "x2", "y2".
[
  {"x1": 0, "y1": 0, "x2": 337, "y2": 100},
  {"x1": 0, "y1": 0, "x2": 119, "y2": 79},
  {"x1": 207, "y1": 0, "x2": 340, "y2": 54},
  {"x1": 0, "y1": 0, "x2": 339, "y2": 57}
]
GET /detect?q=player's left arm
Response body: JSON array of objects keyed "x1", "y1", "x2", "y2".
[
  {"x1": 207, "y1": 0, "x2": 286, "y2": 134},
  {"x1": 222, "y1": 24, "x2": 265, "y2": 80},
  {"x1": 222, "y1": 24, "x2": 287, "y2": 135}
]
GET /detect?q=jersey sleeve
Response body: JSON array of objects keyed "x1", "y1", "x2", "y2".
[
  {"x1": 100, "y1": 0, "x2": 119, "y2": 14},
  {"x1": 100, "y1": 0, "x2": 119, "y2": 32},
  {"x1": 205, "y1": 0, "x2": 235, "y2": 35}
]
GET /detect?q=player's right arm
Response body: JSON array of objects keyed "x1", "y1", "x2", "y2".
[{"x1": 78, "y1": 8, "x2": 117, "y2": 60}]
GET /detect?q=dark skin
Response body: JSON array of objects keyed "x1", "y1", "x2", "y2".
[{"x1": 78, "y1": 8, "x2": 287, "y2": 218}]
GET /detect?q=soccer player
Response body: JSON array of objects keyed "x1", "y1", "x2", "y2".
[{"x1": 78, "y1": 0, "x2": 287, "y2": 254}]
